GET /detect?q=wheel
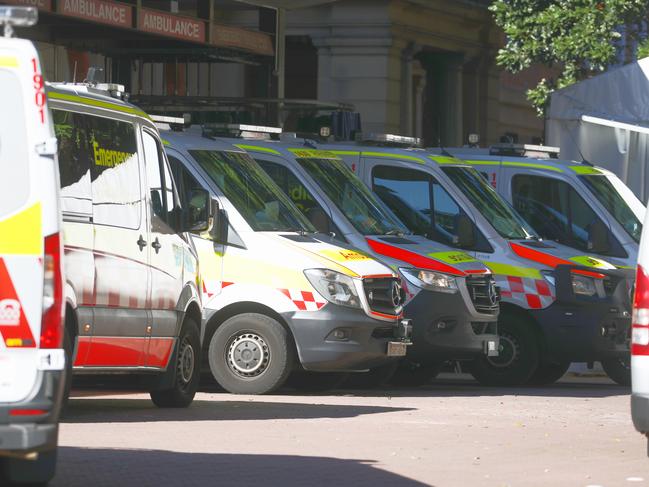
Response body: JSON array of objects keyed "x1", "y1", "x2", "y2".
[
  {"x1": 343, "y1": 361, "x2": 400, "y2": 389},
  {"x1": 601, "y1": 357, "x2": 631, "y2": 386},
  {"x1": 208, "y1": 313, "x2": 294, "y2": 395},
  {"x1": 469, "y1": 313, "x2": 540, "y2": 386},
  {"x1": 389, "y1": 360, "x2": 442, "y2": 387},
  {"x1": 1, "y1": 449, "x2": 57, "y2": 485},
  {"x1": 527, "y1": 360, "x2": 570, "y2": 385},
  {"x1": 150, "y1": 319, "x2": 201, "y2": 408},
  {"x1": 287, "y1": 371, "x2": 349, "y2": 392}
]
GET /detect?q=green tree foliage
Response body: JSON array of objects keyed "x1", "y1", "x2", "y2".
[{"x1": 490, "y1": 0, "x2": 649, "y2": 116}]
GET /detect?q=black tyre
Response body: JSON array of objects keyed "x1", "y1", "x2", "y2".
[
  {"x1": 287, "y1": 371, "x2": 349, "y2": 392},
  {"x1": 601, "y1": 357, "x2": 631, "y2": 386},
  {"x1": 2, "y1": 449, "x2": 57, "y2": 485},
  {"x1": 343, "y1": 361, "x2": 400, "y2": 389},
  {"x1": 389, "y1": 360, "x2": 442, "y2": 387},
  {"x1": 150, "y1": 319, "x2": 201, "y2": 408},
  {"x1": 208, "y1": 313, "x2": 294, "y2": 395},
  {"x1": 469, "y1": 314, "x2": 540, "y2": 386},
  {"x1": 527, "y1": 360, "x2": 570, "y2": 386}
]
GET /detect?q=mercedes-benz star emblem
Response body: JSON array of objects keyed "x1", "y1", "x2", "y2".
[
  {"x1": 487, "y1": 280, "x2": 499, "y2": 306},
  {"x1": 391, "y1": 281, "x2": 402, "y2": 308}
]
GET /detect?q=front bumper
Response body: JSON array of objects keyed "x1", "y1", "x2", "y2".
[
  {"x1": 0, "y1": 369, "x2": 65, "y2": 454},
  {"x1": 632, "y1": 394, "x2": 649, "y2": 434},
  {"x1": 403, "y1": 288, "x2": 499, "y2": 363},
  {"x1": 282, "y1": 305, "x2": 412, "y2": 372},
  {"x1": 530, "y1": 265, "x2": 632, "y2": 363}
]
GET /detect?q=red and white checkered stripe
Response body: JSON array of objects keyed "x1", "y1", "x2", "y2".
[
  {"x1": 279, "y1": 288, "x2": 327, "y2": 311},
  {"x1": 498, "y1": 275, "x2": 555, "y2": 310}
]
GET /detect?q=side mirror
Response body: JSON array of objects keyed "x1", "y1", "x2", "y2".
[
  {"x1": 306, "y1": 207, "x2": 330, "y2": 234},
  {"x1": 455, "y1": 214, "x2": 476, "y2": 249},
  {"x1": 587, "y1": 220, "x2": 610, "y2": 254},
  {"x1": 210, "y1": 206, "x2": 229, "y2": 244},
  {"x1": 185, "y1": 189, "x2": 210, "y2": 233}
]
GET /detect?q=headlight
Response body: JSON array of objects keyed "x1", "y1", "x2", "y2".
[
  {"x1": 304, "y1": 269, "x2": 361, "y2": 309},
  {"x1": 400, "y1": 268, "x2": 458, "y2": 293},
  {"x1": 571, "y1": 274, "x2": 597, "y2": 296}
]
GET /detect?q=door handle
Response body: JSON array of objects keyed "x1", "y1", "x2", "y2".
[
  {"x1": 137, "y1": 235, "x2": 147, "y2": 251},
  {"x1": 152, "y1": 237, "x2": 162, "y2": 254}
]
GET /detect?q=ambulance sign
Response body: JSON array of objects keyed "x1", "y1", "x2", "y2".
[
  {"x1": 57, "y1": 0, "x2": 132, "y2": 28},
  {"x1": 138, "y1": 8, "x2": 205, "y2": 42}
]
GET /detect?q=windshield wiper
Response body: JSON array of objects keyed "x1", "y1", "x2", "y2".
[{"x1": 384, "y1": 229, "x2": 405, "y2": 236}]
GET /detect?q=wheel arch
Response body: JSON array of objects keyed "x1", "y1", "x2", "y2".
[{"x1": 499, "y1": 302, "x2": 547, "y2": 353}]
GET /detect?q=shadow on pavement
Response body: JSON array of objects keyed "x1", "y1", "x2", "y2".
[
  {"x1": 62, "y1": 398, "x2": 414, "y2": 424},
  {"x1": 339, "y1": 377, "x2": 629, "y2": 399},
  {"x1": 51, "y1": 447, "x2": 429, "y2": 487}
]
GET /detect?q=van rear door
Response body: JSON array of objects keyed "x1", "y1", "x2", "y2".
[{"x1": 0, "y1": 37, "x2": 61, "y2": 403}]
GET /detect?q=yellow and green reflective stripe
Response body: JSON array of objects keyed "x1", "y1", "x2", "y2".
[
  {"x1": 428, "y1": 251, "x2": 476, "y2": 264},
  {"x1": 429, "y1": 155, "x2": 463, "y2": 165},
  {"x1": 235, "y1": 144, "x2": 281, "y2": 156},
  {"x1": 161, "y1": 138, "x2": 170, "y2": 146},
  {"x1": 0, "y1": 56, "x2": 18, "y2": 68},
  {"x1": 502, "y1": 161, "x2": 563, "y2": 173},
  {"x1": 569, "y1": 165, "x2": 602, "y2": 175},
  {"x1": 484, "y1": 262, "x2": 542, "y2": 279},
  {"x1": 361, "y1": 151, "x2": 425, "y2": 164},
  {"x1": 288, "y1": 148, "x2": 340, "y2": 159},
  {"x1": 569, "y1": 255, "x2": 616, "y2": 269},
  {"x1": 47, "y1": 91, "x2": 150, "y2": 119}
]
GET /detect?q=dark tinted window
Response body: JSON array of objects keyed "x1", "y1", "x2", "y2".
[
  {"x1": 144, "y1": 131, "x2": 179, "y2": 230},
  {"x1": 372, "y1": 165, "x2": 488, "y2": 250},
  {"x1": 512, "y1": 174, "x2": 612, "y2": 252},
  {"x1": 54, "y1": 109, "x2": 141, "y2": 228}
]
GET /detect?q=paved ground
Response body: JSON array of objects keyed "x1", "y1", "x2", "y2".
[{"x1": 52, "y1": 374, "x2": 648, "y2": 487}]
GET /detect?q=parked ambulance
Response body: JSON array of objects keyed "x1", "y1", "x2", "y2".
[
  {"x1": 0, "y1": 7, "x2": 65, "y2": 484},
  {"x1": 214, "y1": 130, "x2": 501, "y2": 386},
  {"x1": 313, "y1": 136, "x2": 633, "y2": 386},
  {"x1": 631, "y1": 199, "x2": 649, "y2": 450},
  {"x1": 160, "y1": 129, "x2": 412, "y2": 394},
  {"x1": 436, "y1": 143, "x2": 642, "y2": 383},
  {"x1": 48, "y1": 83, "x2": 207, "y2": 407},
  {"x1": 440, "y1": 144, "x2": 644, "y2": 270}
]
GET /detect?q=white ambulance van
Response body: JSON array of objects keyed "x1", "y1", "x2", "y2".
[
  {"x1": 161, "y1": 129, "x2": 412, "y2": 394},
  {"x1": 0, "y1": 7, "x2": 65, "y2": 484},
  {"x1": 47, "y1": 84, "x2": 208, "y2": 407}
]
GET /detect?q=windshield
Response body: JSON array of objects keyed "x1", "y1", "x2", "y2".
[
  {"x1": 580, "y1": 174, "x2": 643, "y2": 243},
  {"x1": 190, "y1": 150, "x2": 315, "y2": 232},
  {"x1": 442, "y1": 166, "x2": 536, "y2": 239},
  {"x1": 296, "y1": 157, "x2": 409, "y2": 236}
]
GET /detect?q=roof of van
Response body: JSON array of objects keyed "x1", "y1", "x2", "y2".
[
  {"x1": 160, "y1": 128, "x2": 248, "y2": 153},
  {"x1": 46, "y1": 82, "x2": 151, "y2": 119},
  {"x1": 230, "y1": 137, "x2": 432, "y2": 164},
  {"x1": 428, "y1": 148, "x2": 604, "y2": 175}
]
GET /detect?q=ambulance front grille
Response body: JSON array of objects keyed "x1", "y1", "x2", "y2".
[
  {"x1": 363, "y1": 277, "x2": 402, "y2": 316},
  {"x1": 466, "y1": 275, "x2": 499, "y2": 315}
]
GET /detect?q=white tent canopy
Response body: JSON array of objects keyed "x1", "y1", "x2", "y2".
[{"x1": 547, "y1": 58, "x2": 649, "y2": 203}]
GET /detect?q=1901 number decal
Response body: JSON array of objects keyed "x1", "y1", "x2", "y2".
[{"x1": 31, "y1": 57, "x2": 46, "y2": 124}]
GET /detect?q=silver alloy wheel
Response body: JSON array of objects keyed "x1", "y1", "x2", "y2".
[
  {"x1": 486, "y1": 332, "x2": 519, "y2": 368},
  {"x1": 227, "y1": 333, "x2": 270, "y2": 378},
  {"x1": 178, "y1": 337, "x2": 195, "y2": 387}
]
